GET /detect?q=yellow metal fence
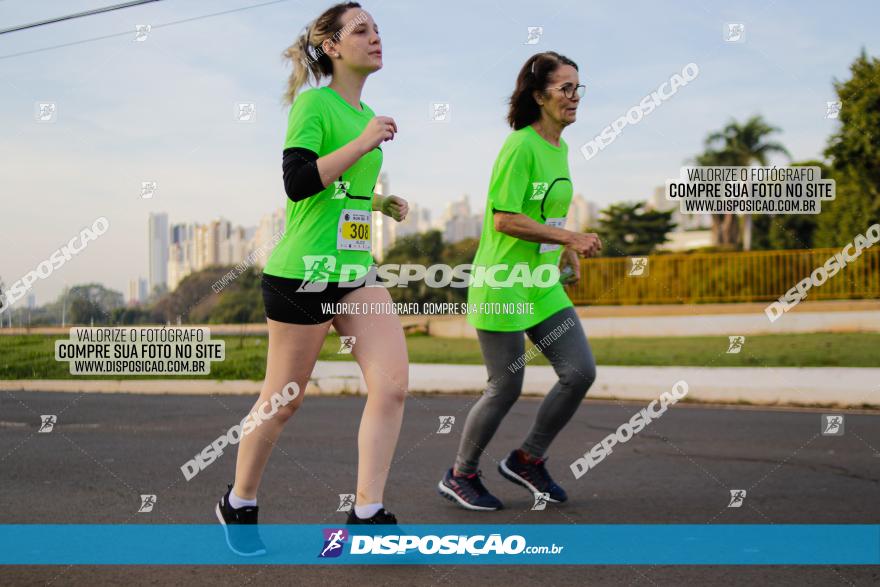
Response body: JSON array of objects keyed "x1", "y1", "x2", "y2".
[{"x1": 567, "y1": 247, "x2": 880, "y2": 305}]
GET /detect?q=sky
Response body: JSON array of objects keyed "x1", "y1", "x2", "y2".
[{"x1": 1, "y1": 0, "x2": 877, "y2": 305}]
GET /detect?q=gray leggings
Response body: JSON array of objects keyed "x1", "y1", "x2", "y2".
[{"x1": 454, "y1": 306, "x2": 597, "y2": 475}]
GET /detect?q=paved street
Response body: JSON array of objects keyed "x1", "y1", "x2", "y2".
[{"x1": 1, "y1": 391, "x2": 878, "y2": 585}]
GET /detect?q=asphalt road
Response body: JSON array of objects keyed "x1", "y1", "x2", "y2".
[{"x1": 1, "y1": 390, "x2": 878, "y2": 585}]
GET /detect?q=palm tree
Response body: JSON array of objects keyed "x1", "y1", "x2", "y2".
[
  {"x1": 693, "y1": 148, "x2": 742, "y2": 248},
  {"x1": 700, "y1": 116, "x2": 791, "y2": 249}
]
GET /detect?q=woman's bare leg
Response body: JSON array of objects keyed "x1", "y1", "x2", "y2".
[
  {"x1": 332, "y1": 286, "x2": 408, "y2": 507},
  {"x1": 232, "y1": 317, "x2": 331, "y2": 499}
]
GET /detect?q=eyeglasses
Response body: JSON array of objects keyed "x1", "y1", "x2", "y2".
[{"x1": 548, "y1": 83, "x2": 586, "y2": 99}]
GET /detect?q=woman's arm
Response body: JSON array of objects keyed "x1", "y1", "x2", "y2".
[
  {"x1": 283, "y1": 115, "x2": 398, "y2": 202},
  {"x1": 314, "y1": 138, "x2": 373, "y2": 189},
  {"x1": 494, "y1": 211, "x2": 602, "y2": 256},
  {"x1": 316, "y1": 115, "x2": 398, "y2": 187}
]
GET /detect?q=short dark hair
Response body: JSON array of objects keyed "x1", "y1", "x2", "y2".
[{"x1": 507, "y1": 51, "x2": 579, "y2": 130}]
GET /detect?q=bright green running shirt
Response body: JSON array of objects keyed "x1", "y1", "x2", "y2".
[
  {"x1": 263, "y1": 86, "x2": 382, "y2": 282},
  {"x1": 467, "y1": 125, "x2": 574, "y2": 332}
]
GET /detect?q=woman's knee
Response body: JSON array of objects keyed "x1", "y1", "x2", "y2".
[
  {"x1": 559, "y1": 358, "x2": 597, "y2": 396},
  {"x1": 484, "y1": 372, "x2": 524, "y2": 408},
  {"x1": 256, "y1": 380, "x2": 306, "y2": 424},
  {"x1": 385, "y1": 385, "x2": 407, "y2": 407},
  {"x1": 271, "y1": 395, "x2": 305, "y2": 423},
  {"x1": 366, "y1": 369, "x2": 408, "y2": 407}
]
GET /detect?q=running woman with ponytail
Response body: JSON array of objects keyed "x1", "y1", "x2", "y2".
[
  {"x1": 215, "y1": 3, "x2": 410, "y2": 556},
  {"x1": 438, "y1": 52, "x2": 601, "y2": 511}
]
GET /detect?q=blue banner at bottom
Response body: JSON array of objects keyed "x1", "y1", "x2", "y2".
[{"x1": 1, "y1": 524, "x2": 877, "y2": 565}]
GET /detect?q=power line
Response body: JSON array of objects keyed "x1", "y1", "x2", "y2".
[
  {"x1": 0, "y1": 0, "x2": 295, "y2": 60},
  {"x1": 0, "y1": 0, "x2": 163, "y2": 36}
]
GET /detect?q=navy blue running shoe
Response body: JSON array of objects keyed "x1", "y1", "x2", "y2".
[
  {"x1": 498, "y1": 450, "x2": 568, "y2": 503},
  {"x1": 437, "y1": 468, "x2": 503, "y2": 511}
]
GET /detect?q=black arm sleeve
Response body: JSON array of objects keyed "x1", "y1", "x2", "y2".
[{"x1": 282, "y1": 147, "x2": 326, "y2": 202}]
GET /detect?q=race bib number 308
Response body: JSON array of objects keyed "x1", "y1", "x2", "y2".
[{"x1": 337, "y1": 209, "x2": 372, "y2": 251}]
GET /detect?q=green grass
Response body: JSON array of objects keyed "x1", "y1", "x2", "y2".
[{"x1": 2, "y1": 332, "x2": 878, "y2": 381}]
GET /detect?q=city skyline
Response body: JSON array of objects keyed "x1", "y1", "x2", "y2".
[
  {"x1": 2, "y1": 0, "x2": 876, "y2": 305},
  {"x1": 134, "y1": 177, "x2": 600, "y2": 303}
]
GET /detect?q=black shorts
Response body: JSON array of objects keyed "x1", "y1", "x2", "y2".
[{"x1": 261, "y1": 272, "x2": 367, "y2": 325}]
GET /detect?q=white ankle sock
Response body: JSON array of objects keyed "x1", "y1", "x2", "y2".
[
  {"x1": 354, "y1": 502, "x2": 383, "y2": 519},
  {"x1": 229, "y1": 488, "x2": 257, "y2": 509}
]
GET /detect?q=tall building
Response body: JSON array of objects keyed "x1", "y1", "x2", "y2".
[
  {"x1": 444, "y1": 195, "x2": 471, "y2": 221},
  {"x1": 441, "y1": 194, "x2": 482, "y2": 243},
  {"x1": 213, "y1": 219, "x2": 249, "y2": 266},
  {"x1": 165, "y1": 210, "x2": 285, "y2": 291},
  {"x1": 127, "y1": 278, "x2": 148, "y2": 305},
  {"x1": 168, "y1": 223, "x2": 196, "y2": 291},
  {"x1": 565, "y1": 193, "x2": 598, "y2": 232},
  {"x1": 148, "y1": 212, "x2": 169, "y2": 293},
  {"x1": 202, "y1": 221, "x2": 220, "y2": 267},
  {"x1": 252, "y1": 208, "x2": 285, "y2": 265},
  {"x1": 395, "y1": 203, "x2": 432, "y2": 240}
]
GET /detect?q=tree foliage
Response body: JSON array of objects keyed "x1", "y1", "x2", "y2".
[
  {"x1": 596, "y1": 202, "x2": 676, "y2": 257},
  {"x1": 695, "y1": 115, "x2": 790, "y2": 248},
  {"x1": 358, "y1": 231, "x2": 479, "y2": 305},
  {"x1": 815, "y1": 49, "x2": 880, "y2": 246}
]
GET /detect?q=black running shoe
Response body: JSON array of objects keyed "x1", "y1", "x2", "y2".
[
  {"x1": 345, "y1": 507, "x2": 398, "y2": 525},
  {"x1": 437, "y1": 468, "x2": 503, "y2": 511},
  {"x1": 498, "y1": 450, "x2": 568, "y2": 503},
  {"x1": 215, "y1": 484, "x2": 267, "y2": 557}
]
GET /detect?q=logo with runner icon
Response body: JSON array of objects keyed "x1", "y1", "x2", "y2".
[
  {"x1": 529, "y1": 182, "x2": 549, "y2": 200},
  {"x1": 727, "y1": 489, "x2": 746, "y2": 508},
  {"x1": 298, "y1": 255, "x2": 336, "y2": 292},
  {"x1": 821, "y1": 414, "x2": 844, "y2": 436},
  {"x1": 436, "y1": 416, "x2": 455, "y2": 434},
  {"x1": 332, "y1": 181, "x2": 350, "y2": 199},
  {"x1": 38, "y1": 415, "x2": 57, "y2": 433},
  {"x1": 318, "y1": 528, "x2": 348, "y2": 558},
  {"x1": 727, "y1": 336, "x2": 745, "y2": 354},
  {"x1": 532, "y1": 492, "x2": 550, "y2": 510},
  {"x1": 338, "y1": 336, "x2": 356, "y2": 354},
  {"x1": 628, "y1": 257, "x2": 649, "y2": 277},
  {"x1": 138, "y1": 494, "x2": 157, "y2": 513},
  {"x1": 336, "y1": 494, "x2": 355, "y2": 512}
]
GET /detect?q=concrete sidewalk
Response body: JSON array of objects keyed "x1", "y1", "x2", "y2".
[
  {"x1": 3, "y1": 300, "x2": 878, "y2": 339},
  {"x1": 426, "y1": 300, "x2": 880, "y2": 338},
  {"x1": 2, "y1": 362, "x2": 878, "y2": 407}
]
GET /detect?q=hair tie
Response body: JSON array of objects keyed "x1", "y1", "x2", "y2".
[
  {"x1": 531, "y1": 52, "x2": 547, "y2": 76},
  {"x1": 304, "y1": 25, "x2": 316, "y2": 59}
]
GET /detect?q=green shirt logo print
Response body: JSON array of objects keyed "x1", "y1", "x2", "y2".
[
  {"x1": 530, "y1": 182, "x2": 549, "y2": 200},
  {"x1": 332, "y1": 177, "x2": 371, "y2": 201},
  {"x1": 332, "y1": 181, "x2": 350, "y2": 199}
]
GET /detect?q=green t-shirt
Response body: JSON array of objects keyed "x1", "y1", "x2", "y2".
[
  {"x1": 263, "y1": 86, "x2": 382, "y2": 282},
  {"x1": 467, "y1": 125, "x2": 574, "y2": 332}
]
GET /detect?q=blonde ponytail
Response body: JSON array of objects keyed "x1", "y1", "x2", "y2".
[{"x1": 281, "y1": 2, "x2": 363, "y2": 106}]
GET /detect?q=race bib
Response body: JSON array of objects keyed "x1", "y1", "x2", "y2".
[
  {"x1": 539, "y1": 217, "x2": 566, "y2": 253},
  {"x1": 337, "y1": 209, "x2": 372, "y2": 251}
]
